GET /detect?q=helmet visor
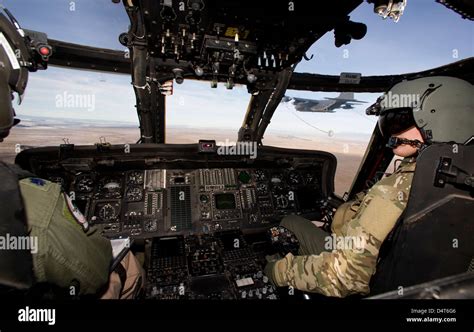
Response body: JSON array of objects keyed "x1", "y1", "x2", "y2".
[{"x1": 378, "y1": 108, "x2": 416, "y2": 137}]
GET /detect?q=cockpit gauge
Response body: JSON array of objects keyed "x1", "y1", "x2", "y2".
[
  {"x1": 126, "y1": 187, "x2": 143, "y2": 202},
  {"x1": 200, "y1": 194, "x2": 210, "y2": 204},
  {"x1": 274, "y1": 194, "x2": 289, "y2": 209},
  {"x1": 75, "y1": 175, "x2": 94, "y2": 193},
  {"x1": 144, "y1": 220, "x2": 158, "y2": 232},
  {"x1": 99, "y1": 203, "x2": 118, "y2": 221},
  {"x1": 254, "y1": 169, "x2": 266, "y2": 182},
  {"x1": 98, "y1": 177, "x2": 123, "y2": 199},
  {"x1": 104, "y1": 181, "x2": 120, "y2": 190},
  {"x1": 303, "y1": 172, "x2": 316, "y2": 185},
  {"x1": 127, "y1": 171, "x2": 144, "y2": 185},
  {"x1": 249, "y1": 214, "x2": 258, "y2": 224},
  {"x1": 288, "y1": 171, "x2": 302, "y2": 185},
  {"x1": 256, "y1": 182, "x2": 269, "y2": 196},
  {"x1": 272, "y1": 186, "x2": 294, "y2": 210},
  {"x1": 270, "y1": 173, "x2": 283, "y2": 184}
]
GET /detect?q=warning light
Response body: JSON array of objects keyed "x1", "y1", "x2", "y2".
[
  {"x1": 39, "y1": 46, "x2": 51, "y2": 56},
  {"x1": 198, "y1": 140, "x2": 217, "y2": 153}
]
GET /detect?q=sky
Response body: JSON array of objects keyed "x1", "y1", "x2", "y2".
[{"x1": 1, "y1": 0, "x2": 473, "y2": 140}]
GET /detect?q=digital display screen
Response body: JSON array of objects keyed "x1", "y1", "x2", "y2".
[
  {"x1": 296, "y1": 187, "x2": 320, "y2": 210},
  {"x1": 155, "y1": 237, "x2": 184, "y2": 257},
  {"x1": 215, "y1": 193, "x2": 236, "y2": 210}
]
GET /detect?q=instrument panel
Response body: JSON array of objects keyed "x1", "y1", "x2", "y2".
[
  {"x1": 15, "y1": 144, "x2": 336, "y2": 239},
  {"x1": 66, "y1": 166, "x2": 326, "y2": 238},
  {"x1": 15, "y1": 144, "x2": 339, "y2": 301},
  {"x1": 146, "y1": 230, "x2": 278, "y2": 299}
]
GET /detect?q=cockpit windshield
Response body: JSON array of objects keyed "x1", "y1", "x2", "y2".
[{"x1": 1, "y1": 0, "x2": 472, "y2": 197}]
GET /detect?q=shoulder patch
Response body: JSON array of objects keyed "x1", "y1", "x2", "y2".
[
  {"x1": 30, "y1": 178, "x2": 46, "y2": 186},
  {"x1": 20, "y1": 177, "x2": 56, "y2": 192}
]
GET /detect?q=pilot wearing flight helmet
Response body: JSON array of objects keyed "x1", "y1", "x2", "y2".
[
  {"x1": 0, "y1": 14, "x2": 142, "y2": 299},
  {"x1": 264, "y1": 76, "x2": 474, "y2": 297}
]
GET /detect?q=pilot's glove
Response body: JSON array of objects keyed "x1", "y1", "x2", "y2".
[{"x1": 264, "y1": 254, "x2": 282, "y2": 287}]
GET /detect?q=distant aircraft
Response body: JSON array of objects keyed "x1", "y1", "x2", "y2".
[{"x1": 282, "y1": 92, "x2": 367, "y2": 113}]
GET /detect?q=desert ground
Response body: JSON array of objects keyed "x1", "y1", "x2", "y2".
[{"x1": 0, "y1": 125, "x2": 368, "y2": 195}]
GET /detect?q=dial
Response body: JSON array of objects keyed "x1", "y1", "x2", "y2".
[
  {"x1": 75, "y1": 175, "x2": 94, "y2": 193},
  {"x1": 128, "y1": 171, "x2": 144, "y2": 185},
  {"x1": 254, "y1": 169, "x2": 266, "y2": 182},
  {"x1": 304, "y1": 172, "x2": 314, "y2": 184},
  {"x1": 274, "y1": 194, "x2": 289, "y2": 209},
  {"x1": 303, "y1": 172, "x2": 318, "y2": 185},
  {"x1": 249, "y1": 214, "x2": 258, "y2": 224},
  {"x1": 256, "y1": 183, "x2": 268, "y2": 196},
  {"x1": 144, "y1": 220, "x2": 157, "y2": 232},
  {"x1": 200, "y1": 194, "x2": 209, "y2": 204},
  {"x1": 288, "y1": 171, "x2": 302, "y2": 185},
  {"x1": 126, "y1": 187, "x2": 143, "y2": 202},
  {"x1": 272, "y1": 186, "x2": 294, "y2": 210},
  {"x1": 270, "y1": 173, "x2": 283, "y2": 184},
  {"x1": 99, "y1": 203, "x2": 118, "y2": 221},
  {"x1": 98, "y1": 177, "x2": 122, "y2": 198},
  {"x1": 104, "y1": 181, "x2": 120, "y2": 190}
]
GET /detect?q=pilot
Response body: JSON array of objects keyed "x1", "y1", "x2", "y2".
[
  {"x1": 264, "y1": 76, "x2": 474, "y2": 297},
  {"x1": 17, "y1": 174, "x2": 112, "y2": 295},
  {"x1": 0, "y1": 21, "x2": 143, "y2": 299},
  {"x1": 0, "y1": 131, "x2": 146, "y2": 299}
]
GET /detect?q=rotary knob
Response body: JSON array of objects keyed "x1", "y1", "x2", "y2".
[{"x1": 200, "y1": 194, "x2": 209, "y2": 203}]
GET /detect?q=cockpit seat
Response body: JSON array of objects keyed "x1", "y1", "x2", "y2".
[{"x1": 369, "y1": 143, "x2": 474, "y2": 295}]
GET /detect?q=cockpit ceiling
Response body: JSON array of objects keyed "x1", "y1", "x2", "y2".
[
  {"x1": 139, "y1": 0, "x2": 362, "y2": 62},
  {"x1": 125, "y1": 0, "x2": 363, "y2": 83}
]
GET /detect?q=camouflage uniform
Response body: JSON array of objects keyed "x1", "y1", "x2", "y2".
[{"x1": 266, "y1": 157, "x2": 416, "y2": 297}]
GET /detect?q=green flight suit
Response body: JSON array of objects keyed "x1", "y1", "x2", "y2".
[
  {"x1": 19, "y1": 177, "x2": 112, "y2": 295},
  {"x1": 266, "y1": 157, "x2": 416, "y2": 297}
]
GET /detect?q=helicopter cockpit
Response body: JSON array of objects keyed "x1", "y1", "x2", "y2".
[{"x1": 0, "y1": 0, "x2": 473, "y2": 302}]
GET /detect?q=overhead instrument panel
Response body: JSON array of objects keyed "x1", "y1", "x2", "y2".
[{"x1": 123, "y1": 0, "x2": 365, "y2": 88}]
